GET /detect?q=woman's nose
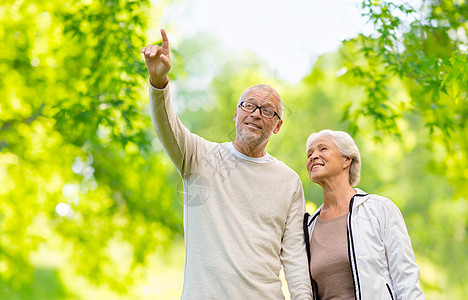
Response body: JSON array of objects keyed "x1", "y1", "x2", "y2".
[{"x1": 310, "y1": 153, "x2": 320, "y2": 161}]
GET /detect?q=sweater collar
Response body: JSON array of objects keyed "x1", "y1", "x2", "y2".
[{"x1": 226, "y1": 142, "x2": 275, "y2": 164}]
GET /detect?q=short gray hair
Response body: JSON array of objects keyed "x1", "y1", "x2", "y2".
[
  {"x1": 238, "y1": 84, "x2": 283, "y2": 119},
  {"x1": 306, "y1": 129, "x2": 361, "y2": 187}
]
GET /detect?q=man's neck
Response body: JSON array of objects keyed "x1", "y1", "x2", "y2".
[{"x1": 232, "y1": 140, "x2": 267, "y2": 158}]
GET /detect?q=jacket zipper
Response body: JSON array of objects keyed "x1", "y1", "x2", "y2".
[
  {"x1": 304, "y1": 211, "x2": 320, "y2": 300},
  {"x1": 386, "y1": 283, "x2": 395, "y2": 300},
  {"x1": 347, "y1": 195, "x2": 362, "y2": 300},
  {"x1": 305, "y1": 193, "x2": 367, "y2": 300}
]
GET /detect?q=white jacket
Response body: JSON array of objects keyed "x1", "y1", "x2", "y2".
[{"x1": 303, "y1": 189, "x2": 424, "y2": 300}]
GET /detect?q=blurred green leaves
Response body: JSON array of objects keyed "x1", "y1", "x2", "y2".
[
  {"x1": 0, "y1": 0, "x2": 182, "y2": 297},
  {"x1": 340, "y1": 0, "x2": 468, "y2": 189}
]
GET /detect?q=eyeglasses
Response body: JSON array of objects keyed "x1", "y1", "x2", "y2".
[{"x1": 238, "y1": 101, "x2": 281, "y2": 120}]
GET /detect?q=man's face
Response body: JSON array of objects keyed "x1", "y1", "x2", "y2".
[{"x1": 233, "y1": 87, "x2": 283, "y2": 148}]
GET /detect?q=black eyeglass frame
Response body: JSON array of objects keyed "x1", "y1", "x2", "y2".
[{"x1": 238, "y1": 101, "x2": 281, "y2": 120}]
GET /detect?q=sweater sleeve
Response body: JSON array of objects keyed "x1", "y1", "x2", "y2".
[
  {"x1": 280, "y1": 179, "x2": 313, "y2": 300},
  {"x1": 149, "y1": 83, "x2": 207, "y2": 178},
  {"x1": 383, "y1": 200, "x2": 425, "y2": 300}
]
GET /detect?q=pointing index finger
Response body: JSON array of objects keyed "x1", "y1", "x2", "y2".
[{"x1": 160, "y1": 28, "x2": 169, "y2": 50}]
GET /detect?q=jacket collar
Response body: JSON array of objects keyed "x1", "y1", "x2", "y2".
[{"x1": 352, "y1": 188, "x2": 371, "y2": 207}]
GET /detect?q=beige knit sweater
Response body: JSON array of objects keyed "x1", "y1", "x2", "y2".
[{"x1": 149, "y1": 84, "x2": 312, "y2": 299}]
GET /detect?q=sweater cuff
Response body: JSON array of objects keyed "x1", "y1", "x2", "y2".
[
  {"x1": 149, "y1": 79, "x2": 170, "y2": 90},
  {"x1": 149, "y1": 80, "x2": 171, "y2": 101}
]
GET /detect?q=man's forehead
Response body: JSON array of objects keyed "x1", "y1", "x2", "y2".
[{"x1": 243, "y1": 87, "x2": 280, "y2": 105}]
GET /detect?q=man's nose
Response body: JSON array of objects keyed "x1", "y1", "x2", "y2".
[{"x1": 250, "y1": 107, "x2": 261, "y2": 118}]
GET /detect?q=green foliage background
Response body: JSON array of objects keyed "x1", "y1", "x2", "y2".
[{"x1": 0, "y1": 0, "x2": 466, "y2": 298}]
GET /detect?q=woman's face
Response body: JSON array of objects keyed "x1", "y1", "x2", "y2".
[{"x1": 306, "y1": 135, "x2": 350, "y2": 184}]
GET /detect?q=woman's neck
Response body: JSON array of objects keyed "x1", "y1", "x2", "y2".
[{"x1": 319, "y1": 179, "x2": 356, "y2": 220}]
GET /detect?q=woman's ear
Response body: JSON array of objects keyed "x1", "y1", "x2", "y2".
[{"x1": 343, "y1": 156, "x2": 352, "y2": 169}]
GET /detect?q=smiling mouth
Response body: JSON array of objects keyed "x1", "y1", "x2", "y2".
[
  {"x1": 245, "y1": 122, "x2": 261, "y2": 130},
  {"x1": 311, "y1": 164, "x2": 324, "y2": 171}
]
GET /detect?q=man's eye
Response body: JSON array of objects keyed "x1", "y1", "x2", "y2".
[
  {"x1": 262, "y1": 108, "x2": 272, "y2": 114},
  {"x1": 245, "y1": 103, "x2": 255, "y2": 109},
  {"x1": 321, "y1": 147, "x2": 327, "y2": 151}
]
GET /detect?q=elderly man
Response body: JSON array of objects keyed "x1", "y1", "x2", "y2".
[{"x1": 141, "y1": 29, "x2": 312, "y2": 299}]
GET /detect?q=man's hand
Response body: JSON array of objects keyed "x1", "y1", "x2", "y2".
[{"x1": 141, "y1": 29, "x2": 171, "y2": 89}]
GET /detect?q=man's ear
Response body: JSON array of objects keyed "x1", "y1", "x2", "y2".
[
  {"x1": 273, "y1": 120, "x2": 283, "y2": 134},
  {"x1": 233, "y1": 110, "x2": 237, "y2": 123}
]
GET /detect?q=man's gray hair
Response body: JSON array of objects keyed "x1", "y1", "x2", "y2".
[
  {"x1": 238, "y1": 84, "x2": 283, "y2": 119},
  {"x1": 306, "y1": 129, "x2": 361, "y2": 187}
]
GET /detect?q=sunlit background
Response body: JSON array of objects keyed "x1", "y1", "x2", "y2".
[
  {"x1": 161, "y1": 0, "x2": 374, "y2": 83},
  {"x1": 1, "y1": 0, "x2": 467, "y2": 299}
]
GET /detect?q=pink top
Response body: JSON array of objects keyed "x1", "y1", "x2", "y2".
[{"x1": 310, "y1": 214, "x2": 354, "y2": 299}]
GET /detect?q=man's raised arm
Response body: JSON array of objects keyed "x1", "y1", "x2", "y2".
[
  {"x1": 141, "y1": 29, "x2": 206, "y2": 177},
  {"x1": 140, "y1": 28, "x2": 171, "y2": 89}
]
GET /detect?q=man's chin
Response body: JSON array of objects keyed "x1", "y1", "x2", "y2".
[
  {"x1": 236, "y1": 125, "x2": 270, "y2": 144},
  {"x1": 241, "y1": 132, "x2": 267, "y2": 146}
]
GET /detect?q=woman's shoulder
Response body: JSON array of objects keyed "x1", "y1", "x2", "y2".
[
  {"x1": 366, "y1": 193, "x2": 391, "y2": 203},
  {"x1": 355, "y1": 189, "x2": 393, "y2": 205},
  {"x1": 361, "y1": 193, "x2": 403, "y2": 217}
]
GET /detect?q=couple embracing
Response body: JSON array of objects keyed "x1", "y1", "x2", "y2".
[{"x1": 141, "y1": 29, "x2": 424, "y2": 300}]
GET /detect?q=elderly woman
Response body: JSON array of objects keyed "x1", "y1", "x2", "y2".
[{"x1": 303, "y1": 129, "x2": 424, "y2": 300}]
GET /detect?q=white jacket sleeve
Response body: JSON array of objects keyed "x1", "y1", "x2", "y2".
[{"x1": 382, "y1": 200, "x2": 425, "y2": 300}]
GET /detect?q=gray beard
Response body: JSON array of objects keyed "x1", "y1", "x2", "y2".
[{"x1": 236, "y1": 123, "x2": 269, "y2": 147}]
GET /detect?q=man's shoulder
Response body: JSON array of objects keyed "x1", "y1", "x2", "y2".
[{"x1": 270, "y1": 158, "x2": 301, "y2": 180}]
